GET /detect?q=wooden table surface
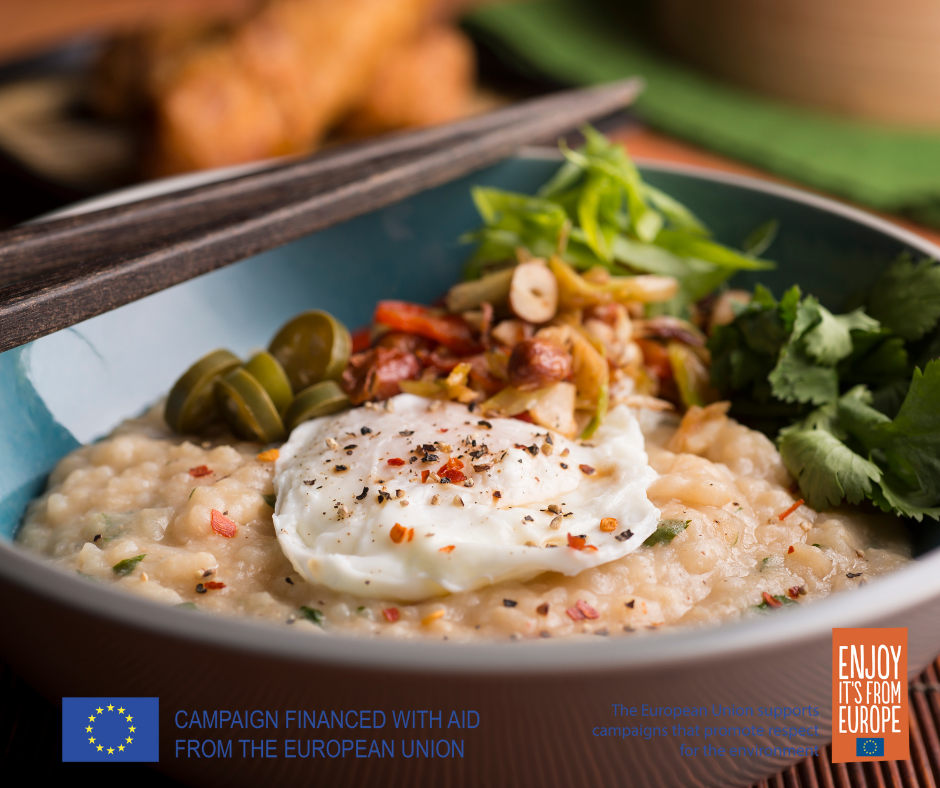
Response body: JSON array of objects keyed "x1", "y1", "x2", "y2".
[{"x1": 2, "y1": 123, "x2": 940, "y2": 787}]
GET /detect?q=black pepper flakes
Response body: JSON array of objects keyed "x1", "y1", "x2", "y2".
[
  {"x1": 579, "y1": 464, "x2": 596, "y2": 475},
  {"x1": 285, "y1": 577, "x2": 294, "y2": 585},
  {"x1": 493, "y1": 491, "x2": 502, "y2": 499},
  {"x1": 625, "y1": 600, "x2": 635, "y2": 609},
  {"x1": 355, "y1": 487, "x2": 369, "y2": 501},
  {"x1": 334, "y1": 465, "x2": 348, "y2": 472},
  {"x1": 478, "y1": 420, "x2": 493, "y2": 429},
  {"x1": 196, "y1": 584, "x2": 207, "y2": 594},
  {"x1": 423, "y1": 454, "x2": 440, "y2": 463},
  {"x1": 399, "y1": 430, "x2": 414, "y2": 436},
  {"x1": 344, "y1": 444, "x2": 357, "y2": 450},
  {"x1": 93, "y1": 534, "x2": 101, "y2": 542},
  {"x1": 376, "y1": 490, "x2": 392, "y2": 504},
  {"x1": 473, "y1": 464, "x2": 491, "y2": 473},
  {"x1": 503, "y1": 599, "x2": 517, "y2": 607},
  {"x1": 560, "y1": 462, "x2": 568, "y2": 469},
  {"x1": 846, "y1": 572, "x2": 864, "y2": 579},
  {"x1": 361, "y1": 427, "x2": 372, "y2": 435},
  {"x1": 614, "y1": 530, "x2": 634, "y2": 542},
  {"x1": 303, "y1": 479, "x2": 316, "y2": 486}
]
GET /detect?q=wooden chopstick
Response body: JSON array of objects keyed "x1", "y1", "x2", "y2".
[
  {"x1": 0, "y1": 81, "x2": 641, "y2": 287},
  {"x1": 0, "y1": 79, "x2": 642, "y2": 354}
]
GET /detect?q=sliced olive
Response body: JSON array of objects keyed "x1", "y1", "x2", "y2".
[
  {"x1": 284, "y1": 381, "x2": 350, "y2": 431},
  {"x1": 244, "y1": 351, "x2": 293, "y2": 414},
  {"x1": 214, "y1": 368, "x2": 286, "y2": 443},
  {"x1": 165, "y1": 349, "x2": 240, "y2": 434},
  {"x1": 268, "y1": 310, "x2": 351, "y2": 392}
]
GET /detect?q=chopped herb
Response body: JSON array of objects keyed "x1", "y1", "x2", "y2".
[
  {"x1": 112, "y1": 554, "x2": 146, "y2": 577},
  {"x1": 261, "y1": 493, "x2": 276, "y2": 508},
  {"x1": 300, "y1": 606, "x2": 325, "y2": 626},
  {"x1": 754, "y1": 593, "x2": 797, "y2": 611},
  {"x1": 642, "y1": 520, "x2": 690, "y2": 546}
]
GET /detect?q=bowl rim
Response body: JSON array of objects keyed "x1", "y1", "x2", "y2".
[{"x1": 5, "y1": 149, "x2": 940, "y2": 676}]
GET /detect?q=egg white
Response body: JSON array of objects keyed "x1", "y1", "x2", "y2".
[{"x1": 273, "y1": 393, "x2": 660, "y2": 601}]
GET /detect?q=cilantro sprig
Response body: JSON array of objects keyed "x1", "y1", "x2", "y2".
[
  {"x1": 709, "y1": 256, "x2": 940, "y2": 521},
  {"x1": 463, "y1": 126, "x2": 774, "y2": 315}
]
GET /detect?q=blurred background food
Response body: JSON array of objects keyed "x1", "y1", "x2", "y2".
[{"x1": 0, "y1": 0, "x2": 939, "y2": 232}]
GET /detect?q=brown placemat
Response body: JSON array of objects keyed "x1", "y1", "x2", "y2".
[{"x1": 2, "y1": 653, "x2": 939, "y2": 786}]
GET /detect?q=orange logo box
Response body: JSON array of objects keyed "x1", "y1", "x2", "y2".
[{"x1": 831, "y1": 628, "x2": 909, "y2": 763}]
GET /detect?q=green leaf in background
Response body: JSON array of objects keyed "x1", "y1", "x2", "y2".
[
  {"x1": 743, "y1": 220, "x2": 780, "y2": 258},
  {"x1": 865, "y1": 255, "x2": 940, "y2": 341}
]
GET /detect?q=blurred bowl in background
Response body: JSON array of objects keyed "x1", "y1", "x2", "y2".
[{"x1": 654, "y1": 0, "x2": 940, "y2": 128}]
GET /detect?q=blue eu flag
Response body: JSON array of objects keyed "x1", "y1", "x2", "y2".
[
  {"x1": 856, "y1": 737, "x2": 885, "y2": 757},
  {"x1": 62, "y1": 697, "x2": 159, "y2": 762}
]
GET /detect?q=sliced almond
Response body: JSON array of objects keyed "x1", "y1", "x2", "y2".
[{"x1": 509, "y1": 261, "x2": 558, "y2": 323}]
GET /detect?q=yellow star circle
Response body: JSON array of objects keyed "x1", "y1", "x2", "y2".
[{"x1": 86, "y1": 702, "x2": 136, "y2": 755}]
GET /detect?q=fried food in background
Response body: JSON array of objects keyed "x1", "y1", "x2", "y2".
[
  {"x1": 338, "y1": 25, "x2": 475, "y2": 138},
  {"x1": 93, "y1": 0, "x2": 479, "y2": 175}
]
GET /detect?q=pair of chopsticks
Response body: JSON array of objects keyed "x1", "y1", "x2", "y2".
[{"x1": 0, "y1": 79, "x2": 642, "y2": 354}]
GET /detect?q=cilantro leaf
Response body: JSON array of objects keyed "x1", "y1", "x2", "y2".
[
  {"x1": 778, "y1": 429, "x2": 882, "y2": 510},
  {"x1": 769, "y1": 344, "x2": 840, "y2": 405},
  {"x1": 866, "y1": 254, "x2": 940, "y2": 341},
  {"x1": 868, "y1": 360, "x2": 940, "y2": 493},
  {"x1": 743, "y1": 219, "x2": 779, "y2": 258}
]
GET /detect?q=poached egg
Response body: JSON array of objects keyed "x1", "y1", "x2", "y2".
[{"x1": 273, "y1": 394, "x2": 659, "y2": 601}]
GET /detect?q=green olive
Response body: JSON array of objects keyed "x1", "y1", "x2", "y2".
[
  {"x1": 165, "y1": 349, "x2": 240, "y2": 434},
  {"x1": 268, "y1": 310, "x2": 351, "y2": 392},
  {"x1": 244, "y1": 351, "x2": 293, "y2": 414},
  {"x1": 214, "y1": 367, "x2": 286, "y2": 443},
  {"x1": 284, "y1": 381, "x2": 351, "y2": 431}
]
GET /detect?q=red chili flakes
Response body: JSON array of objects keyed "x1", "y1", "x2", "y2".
[
  {"x1": 761, "y1": 591, "x2": 782, "y2": 608},
  {"x1": 382, "y1": 608, "x2": 400, "y2": 623},
  {"x1": 599, "y1": 517, "x2": 618, "y2": 532},
  {"x1": 567, "y1": 533, "x2": 587, "y2": 550},
  {"x1": 778, "y1": 499, "x2": 804, "y2": 520},
  {"x1": 188, "y1": 465, "x2": 212, "y2": 478},
  {"x1": 390, "y1": 524, "x2": 414, "y2": 544},
  {"x1": 576, "y1": 600, "x2": 600, "y2": 619},
  {"x1": 439, "y1": 545, "x2": 455, "y2": 553},
  {"x1": 566, "y1": 600, "x2": 600, "y2": 621},
  {"x1": 579, "y1": 464, "x2": 596, "y2": 476},
  {"x1": 256, "y1": 449, "x2": 280, "y2": 462},
  {"x1": 437, "y1": 457, "x2": 466, "y2": 484},
  {"x1": 421, "y1": 469, "x2": 430, "y2": 483},
  {"x1": 787, "y1": 545, "x2": 795, "y2": 554},
  {"x1": 407, "y1": 528, "x2": 414, "y2": 542},
  {"x1": 787, "y1": 586, "x2": 801, "y2": 600},
  {"x1": 387, "y1": 458, "x2": 406, "y2": 466},
  {"x1": 210, "y1": 509, "x2": 237, "y2": 538},
  {"x1": 204, "y1": 581, "x2": 226, "y2": 590}
]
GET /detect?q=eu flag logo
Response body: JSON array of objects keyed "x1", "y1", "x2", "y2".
[
  {"x1": 856, "y1": 737, "x2": 885, "y2": 757},
  {"x1": 62, "y1": 697, "x2": 159, "y2": 762}
]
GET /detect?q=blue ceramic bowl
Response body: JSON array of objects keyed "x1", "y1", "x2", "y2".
[{"x1": 1, "y1": 151, "x2": 938, "y2": 788}]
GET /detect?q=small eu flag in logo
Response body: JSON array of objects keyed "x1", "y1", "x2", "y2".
[
  {"x1": 62, "y1": 697, "x2": 159, "y2": 762},
  {"x1": 856, "y1": 737, "x2": 885, "y2": 758}
]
